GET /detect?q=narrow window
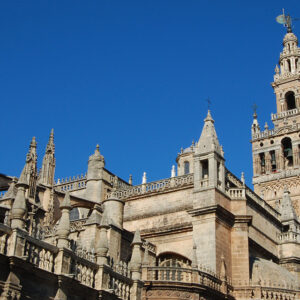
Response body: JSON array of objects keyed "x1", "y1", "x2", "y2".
[
  {"x1": 201, "y1": 160, "x2": 209, "y2": 178},
  {"x1": 260, "y1": 153, "x2": 266, "y2": 174},
  {"x1": 270, "y1": 150, "x2": 276, "y2": 172},
  {"x1": 286, "y1": 91, "x2": 296, "y2": 110},
  {"x1": 184, "y1": 161, "x2": 190, "y2": 175},
  {"x1": 282, "y1": 137, "x2": 293, "y2": 167}
]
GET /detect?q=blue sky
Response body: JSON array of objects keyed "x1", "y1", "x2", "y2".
[{"x1": 1, "y1": 0, "x2": 299, "y2": 186}]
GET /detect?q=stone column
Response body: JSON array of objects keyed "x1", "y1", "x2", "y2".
[
  {"x1": 265, "y1": 152, "x2": 271, "y2": 173},
  {"x1": 130, "y1": 229, "x2": 144, "y2": 300},
  {"x1": 56, "y1": 193, "x2": 71, "y2": 249},
  {"x1": 231, "y1": 216, "x2": 252, "y2": 286}
]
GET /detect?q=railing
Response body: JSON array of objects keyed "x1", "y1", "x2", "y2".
[
  {"x1": 70, "y1": 254, "x2": 98, "y2": 288},
  {"x1": 226, "y1": 169, "x2": 280, "y2": 220},
  {"x1": 271, "y1": 107, "x2": 300, "y2": 121},
  {"x1": 245, "y1": 188, "x2": 280, "y2": 219},
  {"x1": 107, "y1": 173, "x2": 194, "y2": 200},
  {"x1": 252, "y1": 129, "x2": 275, "y2": 140},
  {"x1": 278, "y1": 231, "x2": 300, "y2": 244},
  {"x1": 0, "y1": 224, "x2": 12, "y2": 255},
  {"x1": 145, "y1": 266, "x2": 223, "y2": 292},
  {"x1": 234, "y1": 284, "x2": 297, "y2": 299},
  {"x1": 23, "y1": 235, "x2": 58, "y2": 273},
  {"x1": 104, "y1": 264, "x2": 132, "y2": 300},
  {"x1": 227, "y1": 188, "x2": 245, "y2": 199}
]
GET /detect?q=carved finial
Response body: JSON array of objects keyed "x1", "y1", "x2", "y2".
[
  {"x1": 206, "y1": 97, "x2": 211, "y2": 110},
  {"x1": 241, "y1": 172, "x2": 245, "y2": 185},
  {"x1": 180, "y1": 147, "x2": 183, "y2": 154},
  {"x1": 129, "y1": 174, "x2": 133, "y2": 185},
  {"x1": 171, "y1": 165, "x2": 176, "y2": 178},
  {"x1": 275, "y1": 65, "x2": 280, "y2": 74},
  {"x1": 96, "y1": 144, "x2": 100, "y2": 152},
  {"x1": 142, "y1": 172, "x2": 147, "y2": 184},
  {"x1": 252, "y1": 103, "x2": 258, "y2": 118},
  {"x1": 264, "y1": 122, "x2": 269, "y2": 130}
]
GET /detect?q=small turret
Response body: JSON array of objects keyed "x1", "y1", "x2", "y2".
[
  {"x1": 85, "y1": 145, "x2": 105, "y2": 202},
  {"x1": 39, "y1": 129, "x2": 55, "y2": 186},
  {"x1": 194, "y1": 110, "x2": 225, "y2": 191}
]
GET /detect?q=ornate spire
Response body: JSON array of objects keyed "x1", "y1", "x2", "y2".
[
  {"x1": 196, "y1": 110, "x2": 222, "y2": 155},
  {"x1": 18, "y1": 137, "x2": 38, "y2": 198},
  {"x1": 39, "y1": 129, "x2": 56, "y2": 186}
]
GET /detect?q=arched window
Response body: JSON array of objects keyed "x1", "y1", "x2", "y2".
[
  {"x1": 70, "y1": 207, "x2": 79, "y2": 221},
  {"x1": 282, "y1": 137, "x2": 293, "y2": 167},
  {"x1": 184, "y1": 161, "x2": 190, "y2": 175},
  {"x1": 286, "y1": 91, "x2": 296, "y2": 110},
  {"x1": 287, "y1": 59, "x2": 292, "y2": 72}
]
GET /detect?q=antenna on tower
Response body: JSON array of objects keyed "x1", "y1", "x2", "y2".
[{"x1": 276, "y1": 9, "x2": 298, "y2": 33}]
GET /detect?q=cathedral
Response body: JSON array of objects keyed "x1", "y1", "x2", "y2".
[{"x1": 1, "y1": 22, "x2": 300, "y2": 300}]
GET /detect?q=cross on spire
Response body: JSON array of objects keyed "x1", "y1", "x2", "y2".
[
  {"x1": 252, "y1": 103, "x2": 258, "y2": 117},
  {"x1": 206, "y1": 97, "x2": 211, "y2": 110}
]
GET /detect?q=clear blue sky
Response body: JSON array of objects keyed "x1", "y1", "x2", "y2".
[{"x1": 1, "y1": 1, "x2": 299, "y2": 186}]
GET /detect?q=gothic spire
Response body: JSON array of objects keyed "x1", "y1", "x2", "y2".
[
  {"x1": 18, "y1": 137, "x2": 38, "y2": 198},
  {"x1": 280, "y1": 187, "x2": 298, "y2": 222},
  {"x1": 196, "y1": 110, "x2": 222, "y2": 156},
  {"x1": 39, "y1": 129, "x2": 56, "y2": 186}
]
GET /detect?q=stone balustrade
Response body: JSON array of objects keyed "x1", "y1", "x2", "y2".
[
  {"x1": 271, "y1": 107, "x2": 300, "y2": 121},
  {"x1": 103, "y1": 264, "x2": 132, "y2": 300},
  {"x1": 278, "y1": 231, "x2": 300, "y2": 244},
  {"x1": 145, "y1": 266, "x2": 224, "y2": 292},
  {"x1": 252, "y1": 128, "x2": 275, "y2": 140},
  {"x1": 227, "y1": 188, "x2": 246, "y2": 199},
  {"x1": 107, "y1": 173, "x2": 194, "y2": 200},
  {"x1": 0, "y1": 224, "x2": 135, "y2": 298},
  {"x1": 0, "y1": 224, "x2": 11, "y2": 255},
  {"x1": 234, "y1": 284, "x2": 298, "y2": 299},
  {"x1": 23, "y1": 235, "x2": 58, "y2": 272}
]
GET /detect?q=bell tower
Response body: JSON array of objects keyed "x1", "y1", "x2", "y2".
[{"x1": 251, "y1": 24, "x2": 300, "y2": 216}]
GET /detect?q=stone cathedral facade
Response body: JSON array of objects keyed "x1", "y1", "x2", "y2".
[{"x1": 1, "y1": 28, "x2": 300, "y2": 300}]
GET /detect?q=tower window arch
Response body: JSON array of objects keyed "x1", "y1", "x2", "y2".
[
  {"x1": 184, "y1": 161, "x2": 190, "y2": 175},
  {"x1": 287, "y1": 59, "x2": 292, "y2": 72},
  {"x1": 285, "y1": 91, "x2": 296, "y2": 110},
  {"x1": 282, "y1": 137, "x2": 293, "y2": 167}
]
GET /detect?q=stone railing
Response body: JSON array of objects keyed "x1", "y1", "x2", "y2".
[
  {"x1": 278, "y1": 231, "x2": 300, "y2": 244},
  {"x1": 252, "y1": 128, "x2": 275, "y2": 140},
  {"x1": 227, "y1": 188, "x2": 246, "y2": 199},
  {"x1": 226, "y1": 169, "x2": 280, "y2": 220},
  {"x1": 107, "y1": 173, "x2": 194, "y2": 200},
  {"x1": 55, "y1": 174, "x2": 87, "y2": 192},
  {"x1": 0, "y1": 224, "x2": 12, "y2": 255},
  {"x1": 253, "y1": 168, "x2": 300, "y2": 185},
  {"x1": 104, "y1": 264, "x2": 132, "y2": 300},
  {"x1": 68, "y1": 251, "x2": 98, "y2": 288},
  {"x1": 271, "y1": 107, "x2": 300, "y2": 121},
  {"x1": 145, "y1": 266, "x2": 223, "y2": 292},
  {"x1": 234, "y1": 284, "x2": 298, "y2": 299},
  {"x1": 23, "y1": 235, "x2": 58, "y2": 273},
  {"x1": 245, "y1": 188, "x2": 280, "y2": 220}
]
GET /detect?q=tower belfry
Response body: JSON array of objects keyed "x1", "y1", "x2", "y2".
[{"x1": 251, "y1": 24, "x2": 300, "y2": 215}]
